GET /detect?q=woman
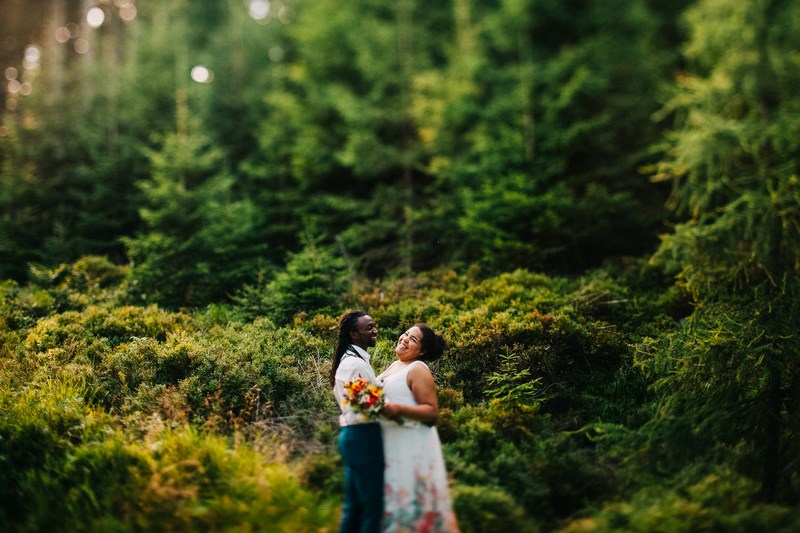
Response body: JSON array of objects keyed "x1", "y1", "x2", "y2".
[{"x1": 378, "y1": 324, "x2": 459, "y2": 533}]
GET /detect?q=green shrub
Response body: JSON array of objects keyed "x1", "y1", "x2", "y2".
[
  {"x1": 129, "y1": 426, "x2": 337, "y2": 531},
  {"x1": 20, "y1": 434, "x2": 148, "y2": 532},
  {"x1": 1, "y1": 396, "x2": 337, "y2": 531},
  {"x1": 16, "y1": 305, "x2": 191, "y2": 410},
  {"x1": 5, "y1": 259, "x2": 789, "y2": 531},
  {"x1": 0, "y1": 279, "x2": 56, "y2": 331},
  {"x1": 99, "y1": 331, "x2": 200, "y2": 410},
  {"x1": 452, "y1": 484, "x2": 538, "y2": 533},
  {"x1": 445, "y1": 398, "x2": 618, "y2": 525},
  {"x1": 179, "y1": 320, "x2": 321, "y2": 425},
  {"x1": 24, "y1": 305, "x2": 188, "y2": 354},
  {"x1": 27, "y1": 256, "x2": 129, "y2": 311},
  {"x1": 296, "y1": 452, "x2": 344, "y2": 496},
  {"x1": 564, "y1": 467, "x2": 800, "y2": 533},
  {"x1": 0, "y1": 375, "x2": 115, "y2": 528}
]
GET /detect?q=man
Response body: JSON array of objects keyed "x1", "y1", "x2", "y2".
[{"x1": 330, "y1": 310, "x2": 383, "y2": 533}]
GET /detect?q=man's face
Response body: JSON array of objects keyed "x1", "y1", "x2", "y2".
[{"x1": 350, "y1": 315, "x2": 378, "y2": 349}]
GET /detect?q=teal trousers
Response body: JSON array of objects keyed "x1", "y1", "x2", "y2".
[{"x1": 338, "y1": 423, "x2": 384, "y2": 533}]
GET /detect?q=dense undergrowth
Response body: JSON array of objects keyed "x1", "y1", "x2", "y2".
[{"x1": 1, "y1": 256, "x2": 798, "y2": 532}]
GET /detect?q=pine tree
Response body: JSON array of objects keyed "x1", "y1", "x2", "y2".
[
  {"x1": 427, "y1": 0, "x2": 676, "y2": 273},
  {"x1": 233, "y1": 232, "x2": 350, "y2": 325},
  {"x1": 648, "y1": 0, "x2": 800, "y2": 502},
  {"x1": 247, "y1": 0, "x2": 453, "y2": 276},
  {"x1": 124, "y1": 122, "x2": 264, "y2": 307}
]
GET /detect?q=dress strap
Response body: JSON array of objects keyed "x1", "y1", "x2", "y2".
[{"x1": 409, "y1": 360, "x2": 429, "y2": 371}]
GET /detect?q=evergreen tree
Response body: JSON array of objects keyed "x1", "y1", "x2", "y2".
[
  {"x1": 647, "y1": 0, "x2": 800, "y2": 502},
  {"x1": 0, "y1": 0, "x2": 183, "y2": 278},
  {"x1": 233, "y1": 232, "x2": 350, "y2": 325},
  {"x1": 248, "y1": 0, "x2": 452, "y2": 276},
  {"x1": 429, "y1": 0, "x2": 676, "y2": 273},
  {"x1": 124, "y1": 122, "x2": 264, "y2": 307},
  {"x1": 0, "y1": 126, "x2": 51, "y2": 280}
]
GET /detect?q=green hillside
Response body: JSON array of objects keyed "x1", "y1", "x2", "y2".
[{"x1": 1, "y1": 0, "x2": 799, "y2": 530}]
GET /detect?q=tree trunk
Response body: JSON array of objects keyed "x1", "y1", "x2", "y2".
[{"x1": 397, "y1": 0, "x2": 414, "y2": 272}]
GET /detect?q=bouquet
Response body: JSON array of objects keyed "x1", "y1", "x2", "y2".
[{"x1": 342, "y1": 376, "x2": 384, "y2": 419}]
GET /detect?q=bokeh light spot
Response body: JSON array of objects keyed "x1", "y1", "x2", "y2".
[
  {"x1": 87, "y1": 7, "x2": 105, "y2": 28},
  {"x1": 74, "y1": 39, "x2": 90, "y2": 54},
  {"x1": 55, "y1": 27, "x2": 71, "y2": 44},
  {"x1": 249, "y1": 0, "x2": 270, "y2": 21},
  {"x1": 24, "y1": 46, "x2": 41, "y2": 64},
  {"x1": 268, "y1": 46, "x2": 284, "y2": 62},
  {"x1": 120, "y1": 5, "x2": 137, "y2": 22},
  {"x1": 191, "y1": 65, "x2": 213, "y2": 83},
  {"x1": 7, "y1": 80, "x2": 21, "y2": 93},
  {"x1": 23, "y1": 46, "x2": 41, "y2": 70},
  {"x1": 5, "y1": 67, "x2": 18, "y2": 81}
]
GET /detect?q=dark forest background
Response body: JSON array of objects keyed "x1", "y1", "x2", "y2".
[{"x1": 1, "y1": 0, "x2": 799, "y2": 531}]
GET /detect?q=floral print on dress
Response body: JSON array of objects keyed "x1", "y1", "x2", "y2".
[
  {"x1": 385, "y1": 472, "x2": 450, "y2": 532},
  {"x1": 379, "y1": 360, "x2": 459, "y2": 532}
]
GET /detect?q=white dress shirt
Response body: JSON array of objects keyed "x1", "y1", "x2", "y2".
[{"x1": 333, "y1": 344, "x2": 378, "y2": 426}]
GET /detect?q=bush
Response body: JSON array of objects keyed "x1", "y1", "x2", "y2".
[
  {"x1": 5, "y1": 258, "x2": 787, "y2": 531},
  {"x1": 0, "y1": 279, "x2": 56, "y2": 331},
  {"x1": 99, "y1": 331, "x2": 200, "y2": 409},
  {"x1": 128, "y1": 426, "x2": 338, "y2": 531},
  {"x1": 24, "y1": 305, "x2": 188, "y2": 354},
  {"x1": 564, "y1": 467, "x2": 800, "y2": 533},
  {"x1": 27, "y1": 256, "x2": 129, "y2": 312},
  {"x1": 0, "y1": 375, "x2": 116, "y2": 529},
  {"x1": 452, "y1": 484, "x2": 537, "y2": 533}
]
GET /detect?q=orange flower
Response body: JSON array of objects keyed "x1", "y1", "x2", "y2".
[{"x1": 342, "y1": 376, "x2": 385, "y2": 419}]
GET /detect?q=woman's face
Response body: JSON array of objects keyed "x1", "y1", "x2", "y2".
[{"x1": 395, "y1": 326, "x2": 424, "y2": 362}]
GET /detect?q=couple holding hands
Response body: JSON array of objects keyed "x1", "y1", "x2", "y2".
[{"x1": 331, "y1": 311, "x2": 459, "y2": 533}]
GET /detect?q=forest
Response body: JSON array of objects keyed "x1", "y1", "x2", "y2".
[{"x1": 1, "y1": 0, "x2": 799, "y2": 531}]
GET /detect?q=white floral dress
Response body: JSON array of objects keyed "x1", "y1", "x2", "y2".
[{"x1": 378, "y1": 360, "x2": 459, "y2": 533}]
